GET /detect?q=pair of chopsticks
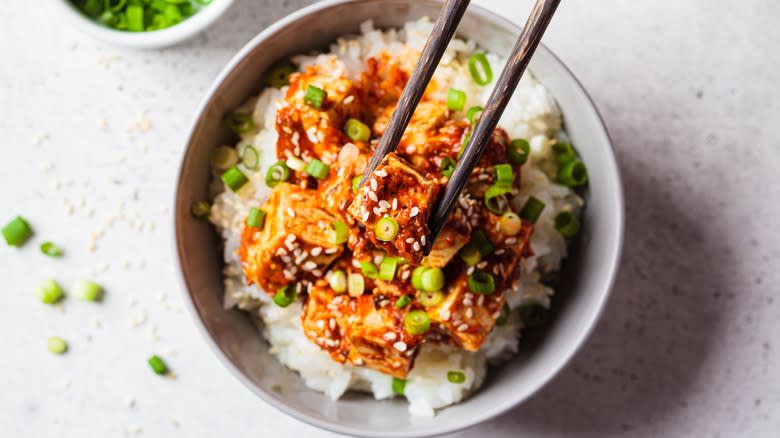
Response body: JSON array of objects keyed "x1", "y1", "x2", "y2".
[{"x1": 361, "y1": 0, "x2": 561, "y2": 254}]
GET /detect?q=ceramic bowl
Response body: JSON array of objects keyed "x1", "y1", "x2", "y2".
[
  {"x1": 174, "y1": 1, "x2": 624, "y2": 436},
  {"x1": 52, "y1": 0, "x2": 234, "y2": 49}
]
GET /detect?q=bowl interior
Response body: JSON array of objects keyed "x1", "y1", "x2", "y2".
[{"x1": 175, "y1": 1, "x2": 623, "y2": 436}]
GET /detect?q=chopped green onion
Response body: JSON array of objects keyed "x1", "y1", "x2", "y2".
[
  {"x1": 468, "y1": 52, "x2": 493, "y2": 85},
  {"x1": 80, "y1": 0, "x2": 103, "y2": 17},
  {"x1": 40, "y1": 242, "x2": 64, "y2": 258},
  {"x1": 105, "y1": 0, "x2": 127, "y2": 13},
  {"x1": 554, "y1": 211, "x2": 581, "y2": 238},
  {"x1": 265, "y1": 161, "x2": 290, "y2": 187},
  {"x1": 447, "y1": 88, "x2": 466, "y2": 111},
  {"x1": 508, "y1": 139, "x2": 530, "y2": 165},
  {"x1": 126, "y1": 4, "x2": 144, "y2": 31},
  {"x1": 264, "y1": 61, "x2": 296, "y2": 88},
  {"x1": 223, "y1": 113, "x2": 255, "y2": 135},
  {"x1": 496, "y1": 302, "x2": 511, "y2": 326},
  {"x1": 147, "y1": 355, "x2": 168, "y2": 375},
  {"x1": 519, "y1": 196, "x2": 546, "y2": 223},
  {"x1": 273, "y1": 284, "x2": 297, "y2": 307},
  {"x1": 421, "y1": 267, "x2": 444, "y2": 292},
  {"x1": 163, "y1": 4, "x2": 183, "y2": 24},
  {"x1": 344, "y1": 118, "x2": 371, "y2": 142},
  {"x1": 499, "y1": 212, "x2": 523, "y2": 236},
  {"x1": 518, "y1": 304, "x2": 548, "y2": 327},
  {"x1": 466, "y1": 106, "x2": 483, "y2": 125},
  {"x1": 221, "y1": 166, "x2": 249, "y2": 192},
  {"x1": 458, "y1": 244, "x2": 482, "y2": 266},
  {"x1": 395, "y1": 295, "x2": 412, "y2": 308},
  {"x1": 360, "y1": 261, "x2": 379, "y2": 279},
  {"x1": 328, "y1": 221, "x2": 349, "y2": 245},
  {"x1": 484, "y1": 184, "x2": 512, "y2": 215},
  {"x1": 411, "y1": 266, "x2": 427, "y2": 290},
  {"x1": 191, "y1": 201, "x2": 211, "y2": 220},
  {"x1": 379, "y1": 257, "x2": 399, "y2": 281},
  {"x1": 392, "y1": 377, "x2": 406, "y2": 396},
  {"x1": 440, "y1": 157, "x2": 456, "y2": 178},
  {"x1": 404, "y1": 310, "x2": 431, "y2": 335},
  {"x1": 2, "y1": 216, "x2": 33, "y2": 247},
  {"x1": 247, "y1": 207, "x2": 266, "y2": 229},
  {"x1": 458, "y1": 131, "x2": 472, "y2": 159},
  {"x1": 467, "y1": 271, "x2": 495, "y2": 295},
  {"x1": 375, "y1": 217, "x2": 399, "y2": 241},
  {"x1": 494, "y1": 163, "x2": 514, "y2": 186},
  {"x1": 557, "y1": 160, "x2": 589, "y2": 187},
  {"x1": 38, "y1": 278, "x2": 64, "y2": 304},
  {"x1": 470, "y1": 229, "x2": 494, "y2": 256},
  {"x1": 240, "y1": 145, "x2": 260, "y2": 170},
  {"x1": 418, "y1": 290, "x2": 444, "y2": 307},
  {"x1": 210, "y1": 146, "x2": 238, "y2": 169},
  {"x1": 304, "y1": 85, "x2": 327, "y2": 109},
  {"x1": 286, "y1": 156, "x2": 307, "y2": 172},
  {"x1": 352, "y1": 176, "x2": 362, "y2": 191},
  {"x1": 74, "y1": 279, "x2": 103, "y2": 302},
  {"x1": 447, "y1": 371, "x2": 466, "y2": 384},
  {"x1": 47, "y1": 336, "x2": 68, "y2": 354},
  {"x1": 305, "y1": 158, "x2": 330, "y2": 180},
  {"x1": 552, "y1": 142, "x2": 577, "y2": 165},
  {"x1": 328, "y1": 270, "x2": 347, "y2": 293},
  {"x1": 348, "y1": 273, "x2": 365, "y2": 297}
]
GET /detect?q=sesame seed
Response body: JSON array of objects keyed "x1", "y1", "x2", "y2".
[
  {"x1": 370, "y1": 178, "x2": 378, "y2": 191},
  {"x1": 354, "y1": 358, "x2": 365, "y2": 366},
  {"x1": 412, "y1": 242, "x2": 421, "y2": 252},
  {"x1": 506, "y1": 237, "x2": 518, "y2": 245},
  {"x1": 368, "y1": 191, "x2": 378, "y2": 202},
  {"x1": 303, "y1": 261, "x2": 317, "y2": 271},
  {"x1": 378, "y1": 200, "x2": 390, "y2": 209},
  {"x1": 362, "y1": 211, "x2": 370, "y2": 222},
  {"x1": 478, "y1": 295, "x2": 485, "y2": 306},
  {"x1": 375, "y1": 170, "x2": 387, "y2": 178},
  {"x1": 439, "y1": 309, "x2": 451, "y2": 321},
  {"x1": 311, "y1": 247, "x2": 323, "y2": 256},
  {"x1": 282, "y1": 126, "x2": 293, "y2": 134},
  {"x1": 392, "y1": 198, "x2": 398, "y2": 210},
  {"x1": 494, "y1": 249, "x2": 506, "y2": 255},
  {"x1": 401, "y1": 270, "x2": 411, "y2": 280},
  {"x1": 373, "y1": 207, "x2": 383, "y2": 216},
  {"x1": 316, "y1": 320, "x2": 326, "y2": 329},
  {"x1": 393, "y1": 341, "x2": 408, "y2": 352},
  {"x1": 291, "y1": 131, "x2": 300, "y2": 146},
  {"x1": 463, "y1": 298, "x2": 473, "y2": 307},
  {"x1": 383, "y1": 332, "x2": 397, "y2": 341},
  {"x1": 344, "y1": 95, "x2": 355, "y2": 104},
  {"x1": 467, "y1": 266, "x2": 475, "y2": 275},
  {"x1": 287, "y1": 207, "x2": 296, "y2": 218},
  {"x1": 476, "y1": 261, "x2": 488, "y2": 269},
  {"x1": 325, "y1": 247, "x2": 338, "y2": 254},
  {"x1": 405, "y1": 145, "x2": 416, "y2": 154},
  {"x1": 290, "y1": 193, "x2": 303, "y2": 201},
  {"x1": 410, "y1": 207, "x2": 419, "y2": 218},
  {"x1": 457, "y1": 323, "x2": 469, "y2": 332},
  {"x1": 329, "y1": 318, "x2": 336, "y2": 330},
  {"x1": 421, "y1": 235, "x2": 426, "y2": 246},
  {"x1": 477, "y1": 174, "x2": 489, "y2": 181},
  {"x1": 465, "y1": 308, "x2": 474, "y2": 318}
]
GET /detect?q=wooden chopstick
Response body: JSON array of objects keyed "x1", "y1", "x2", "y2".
[
  {"x1": 425, "y1": 0, "x2": 561, "y2": 253},
  {"x1": 361, "y1": 0, "x2": 471, "y2": 183}
]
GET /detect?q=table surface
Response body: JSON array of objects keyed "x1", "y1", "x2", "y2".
[{"x1": 2, "y1": 0, "x2": 778, "y2": 436}]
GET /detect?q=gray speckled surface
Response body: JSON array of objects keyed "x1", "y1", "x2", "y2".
[{"x1": 1, "y1": 0, "x2": 778, "y2": 436}]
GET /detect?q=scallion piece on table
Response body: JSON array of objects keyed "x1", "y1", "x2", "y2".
[
  {"x1": 38, "y1": 278, "x2": 65, "y2": 305},
  {"x1": 40, "y1": 241, "x2": 64, "y2": 258},
  {"x1": 328, "y1": 221, "x2": 349, "y2": 245},
  {"x1": 327, "y1": 270, "x2": 347, "y2": 293},
  {"x1": 285, "y1": 156, "x2": 307, "y2": 172},
  {"x1": 508, "y1": 139, "x2": 530, "y2": 165},
  {"x1": 305, "y1": 158, "x2": 330, "y2": 180},
  {"x1": 418, "y1": 290, "x2": 444, "y2": 307},
  {"x1": 404, "y1": 310, "x2": 431, "y2": 335},
  {"x1": 191, "y1": 201, "x2": 211, "y2": 220},
  {"x1": 273, "y1": 284, "x2": 297, "y2": 308},
  {"x1": 395, "y1": 295, "x2": 412, "y2": 308},
  {"x1": 557, "y1": 160, "x2": 589, "y2": 187},
  {"x1": 484, "y1": 184, "x2": 512, "y2": 215},
  {"x1": 375, "y1": 217, "x2": 399, "y2": 241},
  {"x1": 265, "y1": 161, "x2": 290, "y2": 187},
  {"x1": 447, "y1": 371, "x2": 466, "y2": 384},
  {"x1": 304, "y1": 85, "x2": 327, "y2": 109},
  {"x1": 210, "y1": 146, "x2": 238, "y2": 169},
  {"x1": 378, "y1": 257, "x2": 399, "y2": 281},
  {"x1": 519, "y1": 196, "x2": 546, "y2": 223},
  {"x1": 499, "y1": 212, "x2": 523, "y2": 236},
  {"x1": 466, "y1": 105, "x2": 483, "y2": 125},
  {"x1": 552, "y1": 142, "x2": 577, "y2": 165},
  {"x1": 494, "y1": 163, "x2": 513, "y2": 186},
  {"x1": 352, "y1": 176, "x2": 362, "y2": 191},
  {"x1": 440, "y1": 157, "x2": 456, "y2": 178},
  {"x1": 223, "y1": 112, "x2": 255, "y2": 135},
  {"x1": 468, "y1": 52, "x2": 493, "y2": 85},
  {"x1": 447, "y1": 88, "x2": 466, "y2": 111},
  {"x1": 221, "y1": 166, "x2": 249, "y2": 192},
  {"x1": 554, "y1": 211, "x2": 581, "y2": 238},
  {"x1": 392, "y1": 377, "x2": 407, "y2": 396},
  {"x1": 264, "y1": 61, "x2": 296, "y2": 88},
  {"x1": 2, "y1": 216, "x2": 33, "y2": 247},
  {"x1": 240, "y1": 145, "x2": 260, "y2": 170},
  {"x1": 467, "y1": 271, "x2": 495, "y2": 295},
  {"x1": 147, "y1": 355, "x2": 168, "y2": 375},
  {"x1": 344, "y1": 118, "x2": 371, "y2": 142},
  {"x1": 47, "y1": 337, "x2": 68, "y2": 355},
  {"x1": 247, "y1": 207, "x2": 266, "y2": 229},
  {"x1": 347, "y1": 273, "x2": 365, "y2": 297},
  {"x1": 421, "y1": 267, "x2": 444, "y2": 292},
  {"x1": 360, "y1": 261, "x2": 379, "y2": 279},
  {"x1": 411, "y1": 266, "x2": 427, "y2": 290},
  {"x1": 74, "y1": 279, "x2": 103, "y2": 302}
]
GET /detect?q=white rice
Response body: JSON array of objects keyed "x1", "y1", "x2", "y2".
[{"x1": 208, "y1": 18, "x2": 583, "y2": 416}]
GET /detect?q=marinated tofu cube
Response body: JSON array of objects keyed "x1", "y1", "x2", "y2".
[
  {"x1": 239, "y1": 183, "x2": 343, "y2": 295},
  {"x1": 480, "y1": 212, "x2": 534, "y2": 282},
  {"x1": 421, "y1": 224, "x2": 470, "y2": 268},
  {"x1": 347, "y1": 152, "x2": 441, "y2": 264}
]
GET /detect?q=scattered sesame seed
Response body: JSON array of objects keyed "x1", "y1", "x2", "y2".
[
  {"x1": 311, "y1": 247, "x2": 323, "y2": 256},
  {"x1": 303, "y1": 261, "x2": 317, "y2": 271},
  {"x1": 457, "y1": 323, "x2": 469, "y2": 332},
  {"x1": 439, "y1": 309, "x2": 451, "y2": 321},
  {"x1": 393, "y1": 341, "x2": 408, "y2": 352},
  {"x1": 375, "y1": 170, "x2": 387, "y2": 178},
  {"x1": 382, "y1": 332, "x2": 397, "y2": 341},
  {"x1": 325, "y1": 247, "x2": 338, "y2": 255},
  {"x1": 368, "y1": 191, "x2": 378, "y2": 202},
  {"x1": 412, "y1": 242, "x2": 421, "y2": 252},
  {"x1": 370, "y1": 178, "x2": 378, "y2": 191},
  {"x1": 476, "y1": 261, "x2": 488, "y2": 269},
  {"x1": 344, "y1": 95, "x2": 355, "y2": 104},
  {"x1": 506, "y1": 237, "x2": 518, "y2": 245},
  {"x1": 410, "y1": 207, "x2": 419, "y2": 218}
]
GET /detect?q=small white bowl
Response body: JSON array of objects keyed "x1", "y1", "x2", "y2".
[{"x1": 52, "y1": 0, "x2": 234, "y2": 49}]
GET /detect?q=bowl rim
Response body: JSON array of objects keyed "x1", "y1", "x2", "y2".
[
  {"x1": 174, "y1": 0, "x2": 625, "y2": 436},
  {"x1": 51, "y1": 0, "x2": 234, "y2": 49}
]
